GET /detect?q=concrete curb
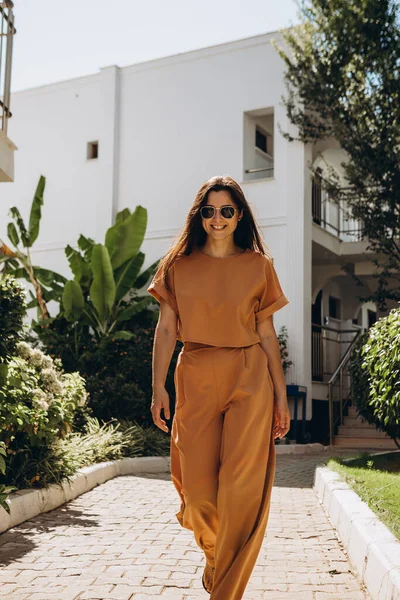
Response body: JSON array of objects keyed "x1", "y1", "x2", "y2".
[
  {"x1": 314, "y1": 465, "x2": 400, "y2": 600},
  {"x1": 0, "y1": 456, "x2": 170, "y2": 535},
  {"x1": 274, "y1": 442, "x2": 328, "y2": 454}
]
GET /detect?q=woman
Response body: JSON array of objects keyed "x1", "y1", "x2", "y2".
[{"x1": 147, "y1": 175, "x2": 291, "y2": 599}]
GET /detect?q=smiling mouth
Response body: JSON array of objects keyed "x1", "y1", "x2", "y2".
[{"x1": 211, "y1": 225, "x2": 227, "y2": 230}]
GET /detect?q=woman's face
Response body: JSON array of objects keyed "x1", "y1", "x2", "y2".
[{"x1": 201, "y1": 190, "x2": 242, "y2": 241}]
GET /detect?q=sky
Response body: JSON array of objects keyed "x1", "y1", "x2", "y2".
[{"x1": 11, "y1": 0, "x2": 301, "y2": 92}]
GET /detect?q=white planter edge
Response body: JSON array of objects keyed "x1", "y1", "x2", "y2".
[
  {"x1": 0, "y1": 455, "x2": 171, "y2": 535},
  {"x1": 314, "y1": 465, "x2": 400, "y2": 600}
]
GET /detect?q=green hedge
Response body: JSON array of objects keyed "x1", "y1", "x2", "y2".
[{"x1": 349, "y1": 308, "x2": 400, "y2": 445}]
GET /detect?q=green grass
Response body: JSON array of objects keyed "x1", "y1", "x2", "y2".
[{"x1": 327, "y1": 450, "x2": 400, "y2": 541}]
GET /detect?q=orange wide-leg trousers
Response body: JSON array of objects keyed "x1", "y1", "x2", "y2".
[{"x1": 170, "y1": 341, "x2": 276, "y2": 600}]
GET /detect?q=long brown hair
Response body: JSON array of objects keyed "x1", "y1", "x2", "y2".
[{"x1": 156, "y1": 175, "x2": 272, "y2": 291}]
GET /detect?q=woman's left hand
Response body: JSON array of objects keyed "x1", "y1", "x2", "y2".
[{"x1": 273, "y1": 397, "x2": 291, "y2": 439}]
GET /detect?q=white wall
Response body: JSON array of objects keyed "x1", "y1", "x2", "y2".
[
  {"x1": 1, "y1": 32, "x2": 310, "y2": 392},
  {"x1": 0, "y1": 68, "x2": 117, "y2": 278}
]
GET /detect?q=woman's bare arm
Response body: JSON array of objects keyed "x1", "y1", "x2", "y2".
[
  {"x1": 150, "y1": 299, "x2": 178, "y2": 432},
  {"x1": 256, "y1": 316, "x2": 291, "y2": 439}
]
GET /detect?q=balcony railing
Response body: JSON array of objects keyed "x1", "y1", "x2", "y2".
[
  {"x1": 0, "y1": 1, "x2": 16, "y2": 136},
  {"x1": 312, "y1": 172, "x2": 363, "y2": 242},
  {"x1": 312, "y1": 323, "x2": 360, "y2": 383}
]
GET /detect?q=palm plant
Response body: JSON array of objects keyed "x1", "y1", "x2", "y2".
[
  {"x1": 61, "y1": 206, "x2": 159, "y2": 340},
  {"x1": 0, "y1": 176, "x2": 160, "y2": 342}
]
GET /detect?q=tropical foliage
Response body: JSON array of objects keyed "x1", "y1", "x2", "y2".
[
  {"x1": 0, "y1": 176, "x2": 66, "y2": 319},
  {"x1": 0, "y1": 176, "x2": 160, "y2": 345},
  {"x1": 275, "y1": 0, "x2": 400, "y2": 309},
  {"x1": 60, "y1": 205, "x2": 157, "y2": 342}
]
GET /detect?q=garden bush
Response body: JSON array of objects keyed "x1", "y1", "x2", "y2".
[
  {"x1": 33, "y1": 314, "x2": 181, "y2": 426},
  {"x1": 0, "y1": 441, "x2": 16, "y2": 513},
  {"x1": 0, "y1": 341, "x2": 88, "y2": 488},
  {"x1": 349, "y1": 309, "x2": 400, "y2": 447},
  {"x1": 0, "y1": 275, "x2": 26, "y2": 374}
]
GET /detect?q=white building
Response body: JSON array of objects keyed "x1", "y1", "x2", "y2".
[{"x1": 1, "y1": 29, "x2": 396, "y2": 447}]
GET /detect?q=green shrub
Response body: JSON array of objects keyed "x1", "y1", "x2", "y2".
[
  {"x1": 34, "y1": 317, "x2": 180, "y2": 426},
  {"x1": 28, "y1": 315, "x2": 92, "y2": 373},
  {"x1": 349, "y1": 310, "x2": 400, "y2": 446},
  {"x1": 0, "y1": 441, "x2": 16, "y2": 513},
  {"x1": 0, "y1": 275, "x2": 26, "y2": 366},
  {"x1": 3, "y1": 441, "x2": 79, "y2": 489},
  {"x1": 0, "y1": 342, "x2": 88, "y2": 488}
]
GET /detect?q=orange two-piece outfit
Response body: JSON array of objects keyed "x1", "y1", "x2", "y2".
[{"x1": 147, "y1": 248, "x2": 289, "y2": 600}]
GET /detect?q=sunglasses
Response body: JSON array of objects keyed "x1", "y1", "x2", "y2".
[{"x1": 199, "y1": 205, "x2": 240, "y2": 219}]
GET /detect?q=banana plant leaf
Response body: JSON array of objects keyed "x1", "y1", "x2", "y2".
[
  {"x1": 65, "y1": 245, "x2": 92, "y2": 288},
  {"x1": 109, "y1": 330, "x2": 135, "y2": 340},
  {"x1": 26, "y1": 286, "x2": 64, "y2": 309},
  {"x1": 8, "y1": 207, "x2": 30, "y2": 247},
  {"x1": 105, "y1": 205, "x2": 147, "y2": 270},
  {"x1": 63, "y1": 280, "x2": 85, "y2": 320},
  {"x1": 28, "y1": 175, "x2": 45, "y2": 246},
  {"x1": 11, "y1": 267, "x2": 67, "y2": 287},
  {"x1": 77, "y1": 234, "x2": 95, "y2": 261},
  {"x1": 115, "y1": 208, "x2": 131, "y2": 223},
  {"x1": 7, "y1": 223, "x2": 19, "y2": 247},
  {"x1": 114, "y1": 252, "x2": 145, "y2": 302},
  {"x1": 135, "y1": 259, "x2": 160, "y2": 289},
  {"x1": 35, "y1": 267, "x2": 67, "y2": 286},
  {"x1": 116, "y1": 297, "x2": 153, "y2": 322},
  {"x1": 89, "y1": 244, "x2": 116, "y2": 321},
  {"x1": 0, "y1": 255, "x2": 15, "y2": 264}
]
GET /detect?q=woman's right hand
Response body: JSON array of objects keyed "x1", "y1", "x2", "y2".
[{"x1": 151, "y1": 387, "x2": 171, "y2": 433}]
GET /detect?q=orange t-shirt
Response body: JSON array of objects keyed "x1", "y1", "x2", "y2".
[{"x1": 147, "y1": 248, "x2": 289, "y2": 347}]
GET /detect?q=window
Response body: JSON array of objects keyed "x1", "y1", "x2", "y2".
[
  {"x1": 328, "y1": 296, "x2": 341, "y2": 320},
  {"x1": 87, "y1": 141, "x2": 99, "y2": 160},
  {"x1": 312, "y1": 168, "x2": 323, "y2": 225},
  {"x1": 243, "y1": 109, "x2": 274, "y2": 182},
  {"x1": 255, "y1": 127, "x2": 267, "y2": 153},
  {"x1": 255, "y1": 126, "x2": 272, "y2": 156}
]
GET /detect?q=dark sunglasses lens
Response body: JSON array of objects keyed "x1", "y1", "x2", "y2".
[
  {"x1": 200, "y1": 206, "x2": 214, "y2": 219},
  {"x1": 221, "y1": 206, "x2": 235, "y2": 218}
]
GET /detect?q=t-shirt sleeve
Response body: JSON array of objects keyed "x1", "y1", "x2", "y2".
[
  {"x1": 255, "y1": 256, "x2": 289, "y2": 323},
  {"x1": 147, "y1": 262, "x2": 178, "y2": 315}
]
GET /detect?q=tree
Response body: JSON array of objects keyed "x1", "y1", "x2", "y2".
[{"x1": 275, "y1": 0, "x2": 400, "y2": 310}]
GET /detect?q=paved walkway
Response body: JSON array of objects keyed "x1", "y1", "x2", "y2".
[{"x1": 0, "y1": 450, "x2": 371, "y2": 600}]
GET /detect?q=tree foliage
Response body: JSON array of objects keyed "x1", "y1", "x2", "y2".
[{"x1": 275, "y1": 0, "x2": 400, "y2": 309}]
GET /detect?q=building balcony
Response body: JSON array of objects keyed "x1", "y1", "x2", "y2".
[
  {"x1": 0, "y1": 1, "x2": 16, "y2": 182},
  {"x1": 311, "y1": 170, "x2": 370, "y2": 259}
]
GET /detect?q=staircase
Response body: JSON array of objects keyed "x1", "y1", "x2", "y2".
[{"x1": 333, "y1": 406, "x2": 398, "y2": 449}]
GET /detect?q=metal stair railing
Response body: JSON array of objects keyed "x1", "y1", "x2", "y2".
[{"x1": 328, "y1": 329, "x2": 362, "y2": 446}]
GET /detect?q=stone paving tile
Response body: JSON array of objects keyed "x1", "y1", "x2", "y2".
[{"x1": 0, "y1": 449, "x2": 372, "y2": 599}]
